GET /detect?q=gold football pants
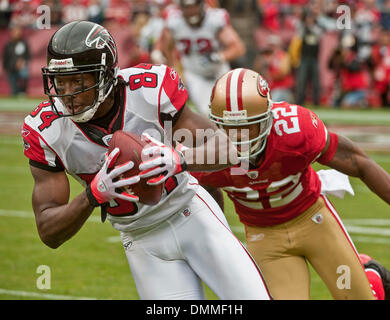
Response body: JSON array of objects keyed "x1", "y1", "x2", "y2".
[{"x1": 245, "y1": 195, "x2": 375, "y2": 300}]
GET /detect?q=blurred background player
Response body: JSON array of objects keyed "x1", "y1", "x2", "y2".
[
  {"x1": 137, "y1": 0, "x2": 174, "y2": 55},
  {"x1": 191, "y1": 68, "x2": 390, "y2": 299},
  {"x1": 295, "y1": 7, "x2": 323, "y2": 107},
  {"x1": 151, "y1": 0, "x2": 246, "y2": 115},
  {"x1": 329, "y1": 34, "x2": 370, "y2": 109},
  {"x1": 253, "y1": 34, "x2": 294, "y2": 102},
  {"x1": 2, "y1": 23, "x2": 30, "y2": 96}
]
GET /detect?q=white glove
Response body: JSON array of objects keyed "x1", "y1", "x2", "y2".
[
  {"x1": 86, "y1": 147, "x2": 140, "y2": 206},
  {"x1": 138, "y1": 133, "x2": 187, "y2": 185}
]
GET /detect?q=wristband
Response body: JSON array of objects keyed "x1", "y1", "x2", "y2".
[
  {"x1": 177, "y1": 149, "x2": 187, "y2": 172},
  {"x1": 86, "y1": 184, "x2": 101, "y2": 207},
  {"x1": 86, "y1": 185, "x2": 108, "y2": 223}
]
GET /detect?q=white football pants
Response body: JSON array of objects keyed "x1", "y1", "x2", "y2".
[{"x1": 120, "y1": 186, "x2": 271, "y2": 300}]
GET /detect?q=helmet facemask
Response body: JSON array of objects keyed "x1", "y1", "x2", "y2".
[
  {"x1": 210, "y1": 101, "x2": 273, "y2": 160},
  {"x1": 42, "y1": 21, "x2": 119, "y2": 123},
  {"x1": 42, "y1": 53, "x2": 116, "y2": 123},
  {"x1": 180, "y1": 0, "x2": 205, "y2": 26}
]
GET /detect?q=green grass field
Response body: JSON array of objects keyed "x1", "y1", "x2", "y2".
[{"x1": 0, "y1": 98, "x2": 390, "y2": 300}]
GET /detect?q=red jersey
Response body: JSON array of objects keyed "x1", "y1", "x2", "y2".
[{"x1": 192, "y1": 102, "x2": 332, "y2": 227}]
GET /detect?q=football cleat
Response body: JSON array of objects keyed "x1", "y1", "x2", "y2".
[{"x1": 360, "y1": 254, "x2": 390, "y2": 300}]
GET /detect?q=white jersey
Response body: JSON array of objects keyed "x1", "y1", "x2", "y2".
[
  {"x1": 22, "y1": 64, "x2": 199, "y2": 232},
  {"x1": 166, "y1": 7, "x2": 231, "y2": 79}
]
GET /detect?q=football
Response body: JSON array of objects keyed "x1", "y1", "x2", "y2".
[{"x1": 108, "y1": 130, "x2": 163, "y2": 205}]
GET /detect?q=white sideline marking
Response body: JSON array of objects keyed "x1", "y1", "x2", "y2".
[
  {"x1": 0, "y1": 288, "x2": 99, "y2": 300},
  {"x1": 352, "y1": 236, "x2": 390, "y2": 245},
  {"x1": 0, "y1": 209, "x2": 33, "y2": 218},
  {"x1": 316, "y1": 110, "x2": 390, "y2": 123},
  {"x1": 345, "y1": 225, "x2": 390, "y2": 237},
  {"x1": 344, "y1": 218, "x2": 390, "y2": 226},
  {"x1": 107, "y1": 236, "x2": 121, "y2": 243}
]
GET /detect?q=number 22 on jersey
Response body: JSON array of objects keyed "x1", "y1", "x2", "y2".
[{"x1": 272, "y1": 105, "x2": 301, "y2": 136}]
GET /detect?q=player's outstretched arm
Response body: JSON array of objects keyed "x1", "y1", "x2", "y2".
[
  {"x1": 217, "y1": 24, "x2": 246, "y2": 63},
  {"x1": 139, "y1": 106, "x2": 239, "y2": 185},
  {"x1": 172, "y1": 106, "x2": 239, "y2": 171},
  {"x1": 324, "y1": 133, "x2": 390, "y2": 206},
  {"x1": 30, "y1": 166, "x2": 94, "y2": 249},
  {"x1": 151, "y1": 27, "x2": 174, "y2": 66}
]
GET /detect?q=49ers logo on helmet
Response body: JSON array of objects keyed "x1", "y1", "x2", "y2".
[
  {"x1": 257, "y1": 75, "x2": 269, "y2": 97},
  {"x1": 85, "y1": 25, "x2": 117, "y2": 64}
]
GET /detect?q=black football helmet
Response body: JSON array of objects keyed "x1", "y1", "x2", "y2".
[{"x1": 42, "y1": 21, "x2": 118, "y2": 122}]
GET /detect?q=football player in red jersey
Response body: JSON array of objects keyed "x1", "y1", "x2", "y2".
[
  {"x1": 22, "y1": 22, "x2": 272, "y2": 300},
  {"x1": 191, "y1": 68, "x2": 390, "y2": 299}
]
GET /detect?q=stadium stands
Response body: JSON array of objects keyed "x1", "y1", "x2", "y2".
[{"x1": 0, "y1": 0, "x2": 389, "y2": 107}]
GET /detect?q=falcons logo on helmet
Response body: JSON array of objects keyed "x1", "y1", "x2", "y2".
[{"x1": 85, "y1": 25, "x2": 117, "y2": 64}]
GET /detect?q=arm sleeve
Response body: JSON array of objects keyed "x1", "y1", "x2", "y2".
[
  {"x1": 212, "y1": 8, "x2": 230, "y2": 32},
  {"x1": 190, "y1": 170, "x2": 229, "y2": 188},
  {"x1": 22, "y1": 122, "x2": 64, "y2": 172},
  {"x1": 158, "y1": 66, "x2": 188, "y2": 127},
  {"x1": 317, "y1": 131, "x2": 339, "y2": 165},
  {"x1": 300, "y1": 107, "x2": 329, "y2": 164},
  {"x1": 159, "y1": 104, "x2": 185, "y2": 127},
  {"x1": 29, "y1": 159, "x2": 64, "y2": 172}
]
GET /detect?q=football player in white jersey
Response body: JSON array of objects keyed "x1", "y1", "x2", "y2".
[
  {"x1": 151, "y1": 0, "x2": 246, "y2": 115},
  {"x1": 22, "y1": 21, "x2": 271, "y2": 300}
]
